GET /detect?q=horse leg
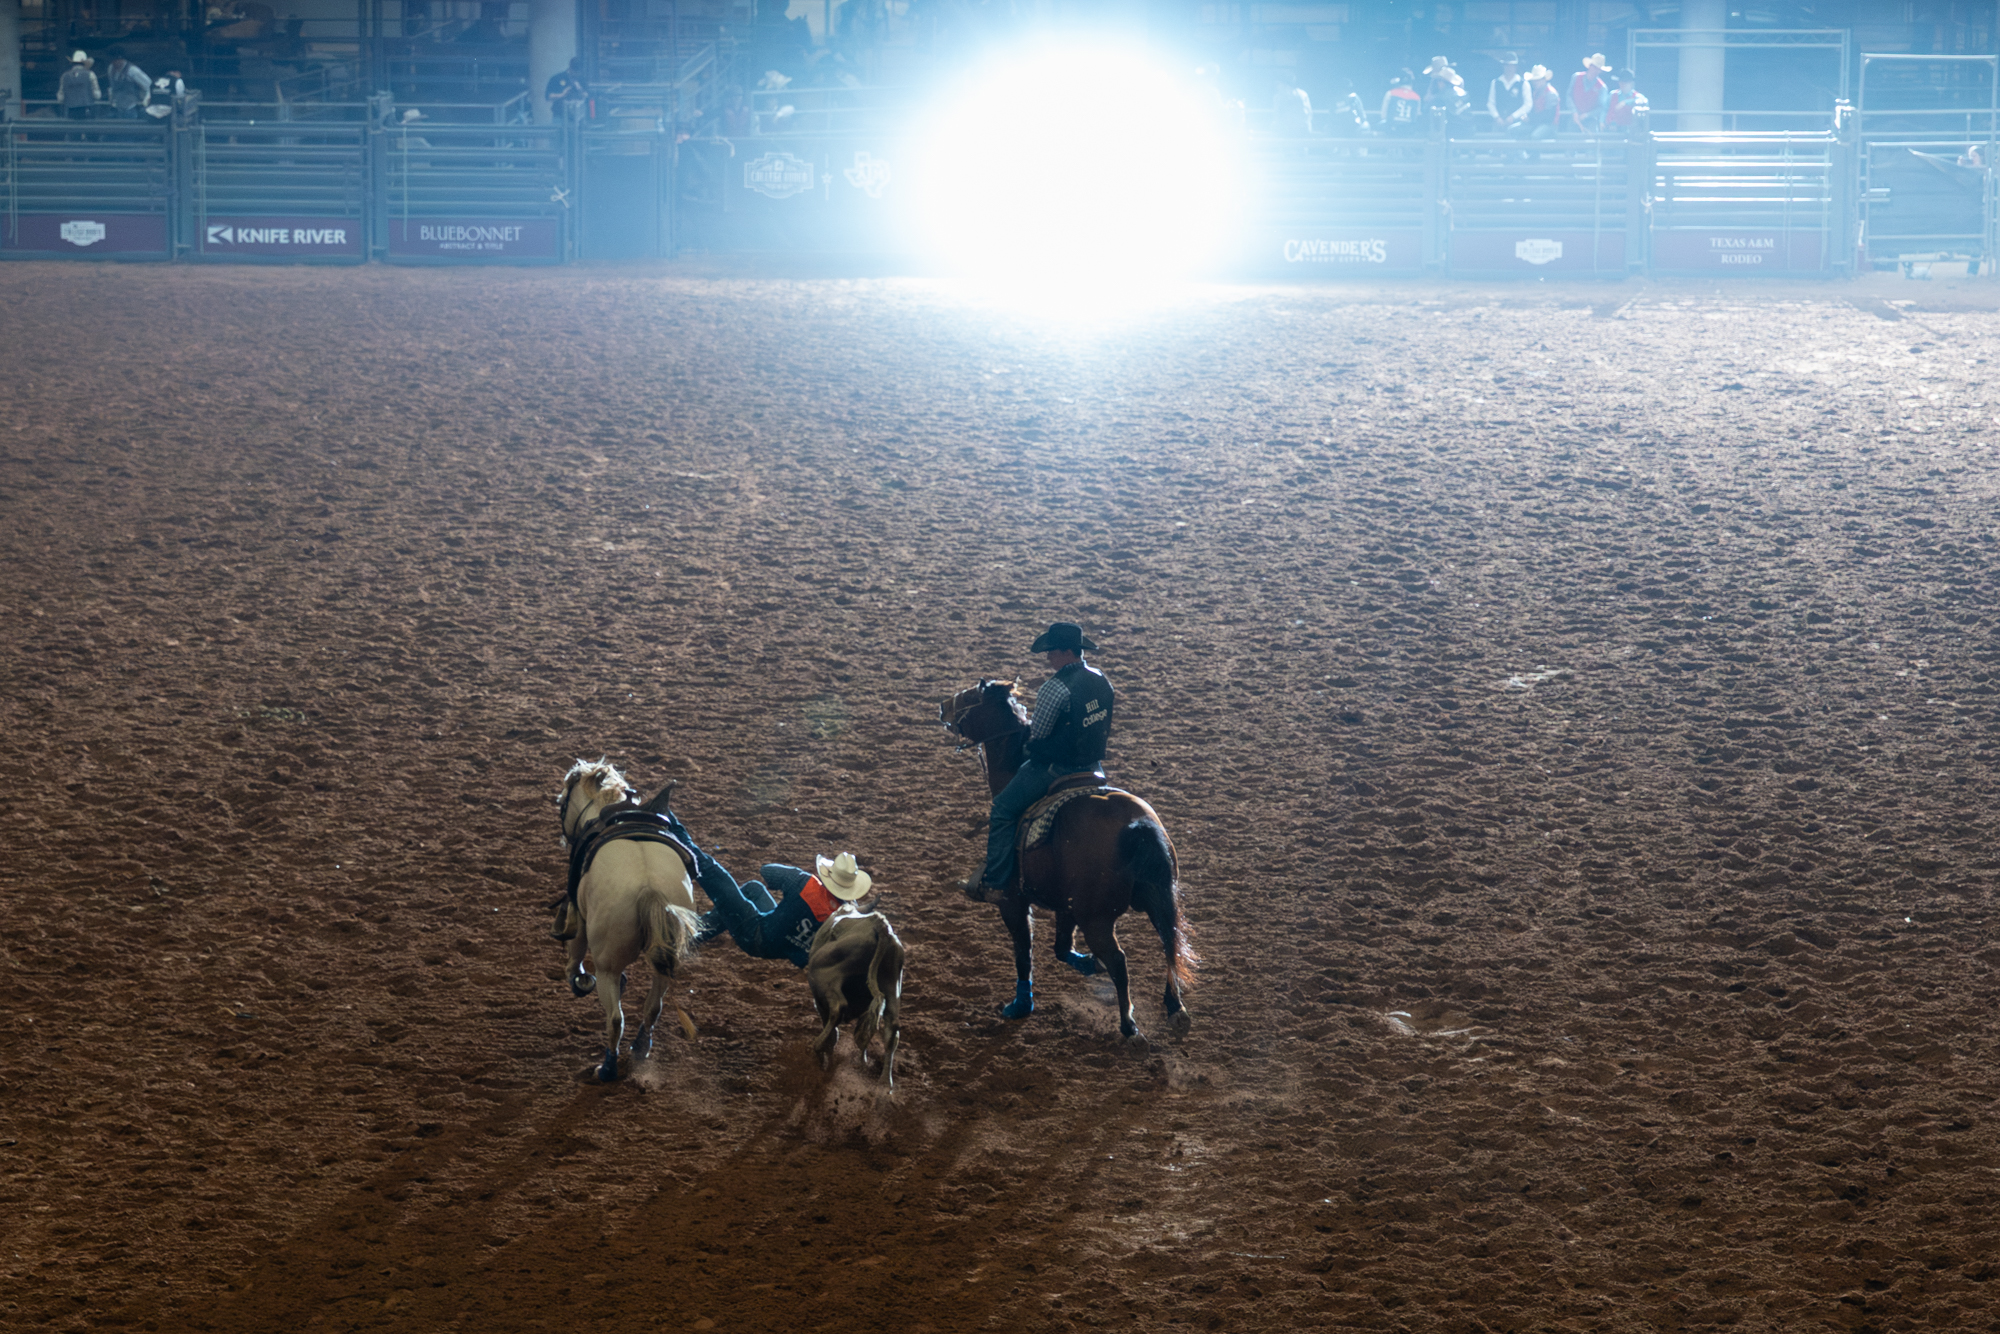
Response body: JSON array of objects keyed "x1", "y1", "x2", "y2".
[
  {"x1": 1051, "y1": 909, "x2": 1099, "y2": 977},
  {"x1": 1080, "y1": 917, "x2": 1137, "y2": 1041},
  {"x1": 630, "y1": 967, "x2": 667, "y2": 1063},
  {"x1": 566, "y1": 923, "x2": 596, "y2": 998},
  {"x1": 999, "y1": 895, "x2": 1035, "y2": 1020},
  {"x1": 596, "y1": 971, "x2": 625, "y2": 1082}
]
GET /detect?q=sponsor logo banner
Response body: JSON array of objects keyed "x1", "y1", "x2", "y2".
[
  {"x1": 386, "y1": 218, "x2": 559, "y2": 259},
  {"x1": 1515, "y1": 237, "x2": 1563, "y2": 265},
  {"x1": 1451, "y1": 230, "x2": 1625, "y2": 272},
  {"x1": 1276, "y1": 230, "x2": 1423, "y2": 270},
  {"x1": 842, "y1": 150, "x2": 892, "y2": 199},
  {"x1": 1653, "y1": 230, "x2": 1825, "y2": 272},
  {"x1": 744, "y1": 152, "x2": 817, "y2": 200},
  {"x1": 203, "y1": 215, "x2": 363, "y2": 257},
  {"x1": 0, "y1": 214, "x2": 168, "y2": 255}
]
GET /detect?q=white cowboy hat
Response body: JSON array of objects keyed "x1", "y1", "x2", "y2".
[
  {"x1": 816, "y1": 852, "x2": 873, "y2": 902},
  {"x1": 71, "y1": 50, "x2": 90, "y2": 62}
]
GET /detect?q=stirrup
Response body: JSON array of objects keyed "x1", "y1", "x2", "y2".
[{"x1": 550, "y1": 902, "x2": 579, "y2": 941}]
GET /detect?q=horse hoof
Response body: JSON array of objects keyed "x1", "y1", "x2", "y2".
[
  {"x1": 1168, "y1": 1007, "x2": 1192, "y2": 1036},
  {"x1": 1056, "y1": 950, "x2": 1099, "y2": 977},
  {"x1": 570, "y1": 975, "x2": 597, "y2": 998},
  {"x1": 1000, "y1": 995, "x2": 1034, "y2": 1021},
  {"x1": 597, "y1": 1059, "x2": 620, "y2": 1083}
]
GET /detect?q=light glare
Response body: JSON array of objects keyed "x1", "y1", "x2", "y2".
[{"x1": 913, "y1": 43, "x2": 1240, "y2": 315}]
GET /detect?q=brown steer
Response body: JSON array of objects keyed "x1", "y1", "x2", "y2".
[{"x1": 804, "y1": 908, "x2": 905, "y2": 1092}]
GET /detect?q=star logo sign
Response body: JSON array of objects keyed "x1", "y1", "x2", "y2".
[{"x1": 843, "y1": 151, "x2": 891, "y2": 199}]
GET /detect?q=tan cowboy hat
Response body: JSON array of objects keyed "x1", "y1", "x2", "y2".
[
  {"x1": 1527, "y1": 64, "x2": 1554, "y2": 82},
  {"x1": 816, "y1": 852, "x2": 873, "y2": 902}
]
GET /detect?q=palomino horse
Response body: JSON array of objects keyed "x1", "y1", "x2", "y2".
[
  {"x1": 939, "y1": 680, "x2": 1196, "y2": 1040},
  {"x1": 557, "y1": 759, "x2": 703, "y2": 1082}
]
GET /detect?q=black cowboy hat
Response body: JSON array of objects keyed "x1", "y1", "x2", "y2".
[{"x1": 1031, "y1": 622, "x2": 1097, "y2": 653}]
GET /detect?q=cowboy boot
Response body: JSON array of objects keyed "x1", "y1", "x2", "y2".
[{"x1": 550, "y1": 900, "x2": 579, "y2": 941}]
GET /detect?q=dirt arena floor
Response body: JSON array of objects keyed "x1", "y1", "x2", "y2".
[{"x1": 4, "y1": 261, "x2": 2000, "y2": 1334}]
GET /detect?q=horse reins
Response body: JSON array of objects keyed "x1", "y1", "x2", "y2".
[{"x1": 947, "y1": 704, "x2": 1028, "y2": 754}]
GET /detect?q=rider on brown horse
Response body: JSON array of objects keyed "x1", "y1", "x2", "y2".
[{"x1": 956, "y1": 621, "x2": 1114, "y2": 904}]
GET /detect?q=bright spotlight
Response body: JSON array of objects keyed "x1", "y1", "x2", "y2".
[{"x1": 910, "y1": 42, "x2": 1241, "y2": 314}]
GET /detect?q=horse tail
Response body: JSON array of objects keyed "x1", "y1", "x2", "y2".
[
  {"x1": 1121, "y1": 819, "x2": 1198, "y2": 992},
  {"x1": 639, "y1": 887, "x2": 699, "y2": 976}
]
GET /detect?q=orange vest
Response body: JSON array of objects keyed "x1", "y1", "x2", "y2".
[{"x1": 799, "y1": 874, "x2": 838, "y2": 924}]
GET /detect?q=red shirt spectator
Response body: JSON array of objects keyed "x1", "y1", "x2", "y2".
[
  {"x1": 1605, "y1": 71, "x2": 1644, "y2": 131},
  {"x1": 1568, "y1": 54, "x2": 1607, "y2": 132}
]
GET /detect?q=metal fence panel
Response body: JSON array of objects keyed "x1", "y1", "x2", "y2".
[
  {"x1": 1446, "y1": 137, "x2": 1631, "y2": 277},
  {"x1": 1240, "y1": 138, "x2": 1431, "y2": 277},
  {"x1": 376, "y1": 122, "x2": 576, "y2": 263},
  {"x1": 192, "y1": 122, "x2": 368, "y2": 262},
  {"x1": 1, "y1": 120, "x2": 172, "y2": 259},
  {"x1": 676, "y1": 134, "x2": 909, "y2": 254},
  {"x1": 1860, "y1": 141, "x2": 1995, "y2": 264},
  {"x1": 579, "y1": 127, "x2": 671, "y2": 260},
  {"x1": 1650, "y1": 131, "x2": 1839, "y2": 274}
]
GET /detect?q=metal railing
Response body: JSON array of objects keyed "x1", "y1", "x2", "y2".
[
  {"x1": 2, "y1": 118, "x2": 173, "y2": 255},
  {"x1": 375, "y1": 120, "x2": 576, "y2": 262},
  {"x1": 746, "y1": 82, "x2": 920, "y2": 137}
]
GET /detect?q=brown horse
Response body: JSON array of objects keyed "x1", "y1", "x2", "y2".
[{"x1": 939, "y1": 679, "x2": 1196, "y2": 1040}]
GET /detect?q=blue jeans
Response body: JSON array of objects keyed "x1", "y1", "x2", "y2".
[{"x1": 981, "y1": 760, "x2": 1055, "y2": 890}]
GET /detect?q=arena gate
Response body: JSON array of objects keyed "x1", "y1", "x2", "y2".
[
  {"x1": 1643, "y1": 128, "x2": 1855, "y2": 276},
  {"x1": 186, "y1": 122, "x2": 369, "y2": 264},
  {"x1": 1, "y1": 120, "x2": 173, "y2": 260}
]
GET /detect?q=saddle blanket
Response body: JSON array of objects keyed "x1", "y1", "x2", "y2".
[{"x1": 1022, "y1": 786, "x2": 1118, "y2": 849}]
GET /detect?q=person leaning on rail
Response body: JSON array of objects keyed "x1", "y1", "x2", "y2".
[{"x1": 956, "y1": 621, "x2": 1115, "y2": 906}]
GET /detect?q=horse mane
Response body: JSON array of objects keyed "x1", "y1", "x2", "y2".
[
  {"x1": 563, "y1": 757, "x2": 633, "y2": 806},
  {"x1": 987, "y1": 678, "x2": 1029, "y2": 726}
]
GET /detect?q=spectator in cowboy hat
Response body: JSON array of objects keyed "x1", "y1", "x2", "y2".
[
  {"x1": 1422, "y1": 55, "x2": 1460, "y2": 109},
  {"x1": 957, "y1": 621, "x2": 1115, "y2": 904},
  {"x1": 1568, "y1": 52, "x2": 1609, "y2": 133},
  {"x1": 1524, "y1": 63, "x2": 1562, "y2": 140},
  {"x1": 1604, "y1": 67, "x2": 1646, "y2": 132},
  {"x1": 104, "y1": 51, "x2": 152, "y2": 119},
  {"x1": 1487, "y1": 51, "x2": 1529, "y2": 134},
  {"x1": 58, "y1": 52, "x2": 101, "y2": 121}
]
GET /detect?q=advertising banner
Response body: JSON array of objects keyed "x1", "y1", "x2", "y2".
[
  {"x1": 1254, "y1": 229, "x2": 1425, "y2": 276},
  {"x1": 385, "y1": 217, "x2": 560, "y2": 261},
  {"x1": 733, "y1": 143, "x2": 900, "y2": 212},
  {"x1": 1449, "y1": 230, "x2": 1627, "y2": 275},
  {"x1": 201, "y1": 216, "x2": 364, "y2": 260},
  {"x1": 0, "y1": 213, "x2": 169, "y2": 257},
  {"x1": 1652, "y1": 229, "x2": 1826, "y2": 273}
]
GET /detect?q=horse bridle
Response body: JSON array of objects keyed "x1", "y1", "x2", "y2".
[{"x1": 944, "y1": 699, "x2": 1028, "y2": 753}]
